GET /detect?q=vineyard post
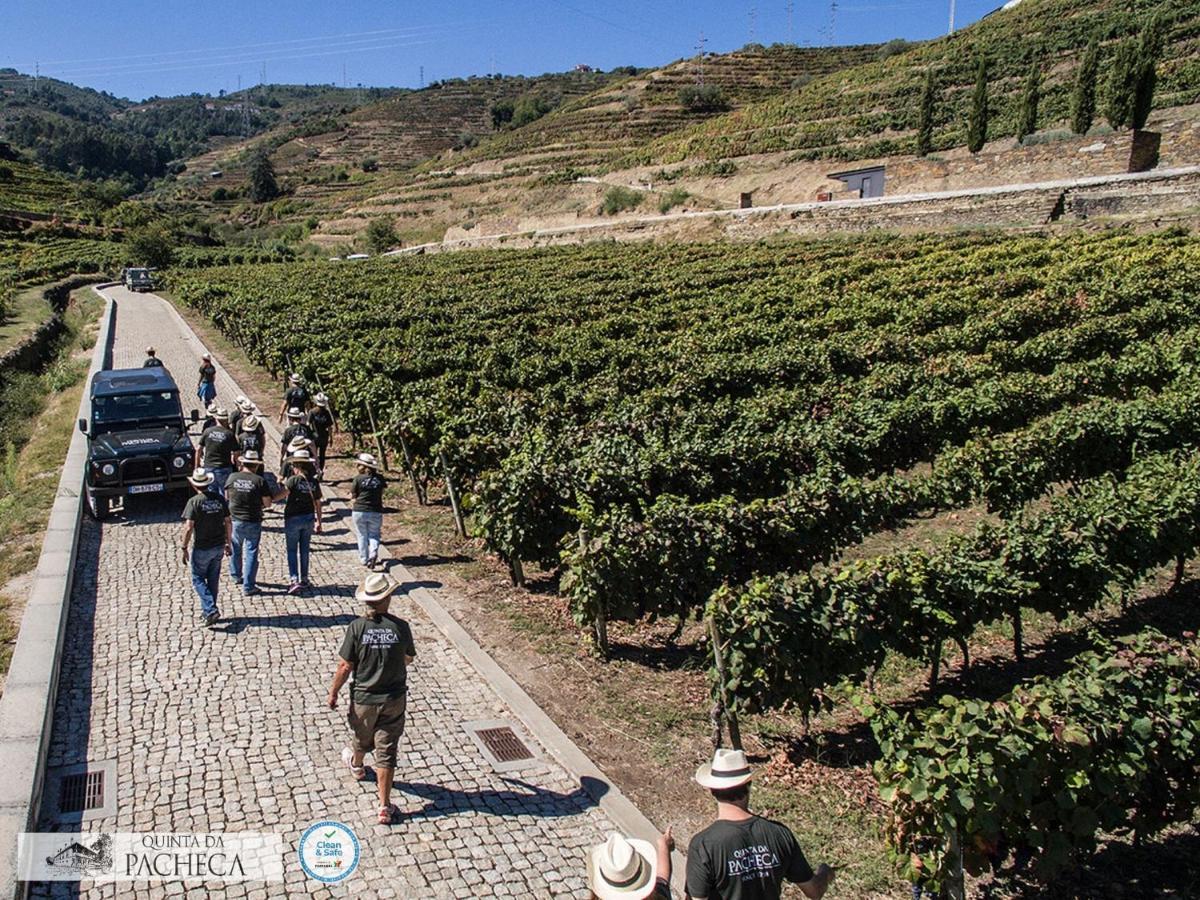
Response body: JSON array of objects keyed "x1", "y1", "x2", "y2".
[
  {"x1": 364, "y1": 401, "x2": 390, "y2": 471},
  {"x1": 580, "y1": 525, "x2": 608, "y2": 658},
  {"x1": 707, "y1": 610, "x2": 743, "y2": 751},
  {"x1": 941, "y1": 830, "x2": 965, "y2": 900},
  {"x1": 438, "y1": 449, "x2": 468, "y2": 538},
  {"x1": 509, "y1": 556, "x2": 525, "y2": 587},
  {"x1": 1011, "y1": 602, "x2": 1024, "y2": 662},
  {"x1": 397, "y1": 431, "x2": 427, "y2": 505},
  {"x1": 1175, "y1": 554, "x2": 1186, "y2": 588}
]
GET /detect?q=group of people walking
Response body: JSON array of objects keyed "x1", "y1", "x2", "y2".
[
  {"x1": 173, "y1": 359, "x2": 387, "y2": 625},
  {"x1": 170, "y1": 351, "x2": 836, "y2": 898}
]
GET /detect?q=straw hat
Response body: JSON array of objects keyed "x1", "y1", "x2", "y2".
[
  {"x1": 289, "y1": 373, "x2": 303, "y2": 384},
  {"x1": 695, "y1": 748, "x2": 753, "y2": 791},
  {"x1": 355, "y1": 572, "x2": 399, "y2": 605},
  {"x1": 187, "y1": 467, "x2": 215, "y2": 488},
  {"x1": 287, "y1": 435, "x2": 314, "y2": 453},
  {"x1": 313, "y1": 392, "x2": 329, "y2": 407},
  {"x1": 201, "y1": 352, "x2": 212, "y2": 361},
  {"x1": 145, "y1": 346, "x2": 156, "y2": 355},
  {"x1": 286, "y1": 406, "x2": 304, "y2": 419},
  {"x1": 286, "y1": 448, "x2": 316, "y2": 467},
  {"x1": 211, "y1": 407, "x2": 230, "y2": 422},
  {"x1": 588, "y1": 834, "x2": 658, "y2": 900},
  {"x1": 241, "y1": 414, "x2": 260, "y2": 432},
  {"x1": 356, "y1": 452, "x2": 380, "y2": 470},
  {"x1": 240, "y1": 450, "x2": 264, "y2": 468}
]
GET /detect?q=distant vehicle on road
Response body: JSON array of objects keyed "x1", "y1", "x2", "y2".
[
  {"x1": 123, "y1": 267, "x2": 155, "y2": 292},
  {"x1": 79, "y1": 368, "x2": 200, "y2": 519}
]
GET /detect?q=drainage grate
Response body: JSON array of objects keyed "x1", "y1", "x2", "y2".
[
  {"x1": 463, "y1": 719, "x2": 541, "y2": 773},
  {"x1": 59, "y1": 770, "x2": 105, "y2": 814},
  {"x1": 477, "y1": 727, "x2": 534, "y2": 763},
  {"x1": 43, "y1": 760, "x2": 117, "y2": 824}
]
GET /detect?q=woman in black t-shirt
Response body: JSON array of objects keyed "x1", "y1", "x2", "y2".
[
  {"x1": 350, "y1": 452, "x2": 386, "y2": 569},
  {"x1": 280, "y1": 449, "x2": 323, "y2": 594},
  {"x1": 197, "y1": 352, "x2": 217, "y2": 406}
]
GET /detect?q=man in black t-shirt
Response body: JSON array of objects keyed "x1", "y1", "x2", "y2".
[
  {"x1": 308, "y1": 392, "x2": 336, "y2": 470},
  {"x1": 327, "y1": 573, "x2": 416, "y2": 825},
  {"x1": 181, "y1": 468, "x2": 231, "y2": 628},
  {"x1": 225, "y1": 450, "x2": 286, "y2": 595},
  {"x1": 195, "y1": 407, "x2": 239, "y2": 498},
  {"x1": 277, "y1": 374, "x2": 311, "y2": 422},
  {"x1": 686, "y1": 749, "x2": 835, "y2": 900},
  {"x1": 142, "y1": 346, "x2": 164, "y2": 368},
  {"x1": 236, "y1": 413, "x2": 266, "y2": 457}
]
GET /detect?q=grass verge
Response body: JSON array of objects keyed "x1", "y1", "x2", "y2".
[{"x1": 0, "y1": 287, "x2": 103, "y2": 684}]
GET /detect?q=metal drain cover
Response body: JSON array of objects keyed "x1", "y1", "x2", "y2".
[
  {"x1": 43, "y1": 760, "x2": 117, "y2": 824},
  {"x1": 463, "y1": 720, "x2": 539, "y2": 773}
]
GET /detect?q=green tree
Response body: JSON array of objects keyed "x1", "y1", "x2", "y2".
[
  {"x1": 1132, "y1": 13, "x2": 1167, "y2": 130},
  {"x1": 678, "y1": 84, "x2": 729, "y2": 113},
  {"x1": 1071, "y1": 39, "x2": 1100, "y2": 135},
  {"x1": 365, "y1": 217, "x2": 397, "y2": 254},
  {"x1": 246, "y1": 151, "x2": 279, "y2": 202},
  {"x1": 966, "y1": 56, "x2": 989, "y2": 154},
  {"x1": 1105, "y1": 39, "x2": 1140, "y2": 129},
  {"x1": 126, "y1": 224, "x2": 174, "y2": 268},
  {"x1": 915, "y1": 68, "x2": 937, "y2": 157},
  {"x1": 1017, "y1": 62, "x2": 1041, "y2": 142},
  {"x1": 511, "y1": 96, "x2": 552, "y2": 128}
]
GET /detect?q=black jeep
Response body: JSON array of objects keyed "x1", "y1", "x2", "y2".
[{"x1": 79, "y1": 368, "x2": 199, "y2": 519}]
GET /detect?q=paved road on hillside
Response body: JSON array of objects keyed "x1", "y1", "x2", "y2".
[{"x1": 30, "y1": 286, "x2": 615, "y2": 898}]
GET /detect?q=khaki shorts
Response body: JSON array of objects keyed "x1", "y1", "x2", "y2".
[{"x1": 348, "y1": 696, "x2": 406, "y2": 769}]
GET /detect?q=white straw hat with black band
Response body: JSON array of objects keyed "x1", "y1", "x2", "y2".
[
  {"x1": 313, "y1": 392, "x2": 329, "y2": 407},
  {"x1": 187, "y1": 468, "x2": 215, "y2": 488},
  {"x1": 695, "y1": 748, "x2": 753, "y2": 790},
  {"x1": 356, "y1": 452, "x2": 380, "y2": 470},
  {"x1": 286, "y1": 448, "x2": 316, "y2": 466},
  {"x1": 240, "y1": 450, "x2": 263, "y2": 467},
  {"x1": 588, "y1": 833, "x2": 658, "y2": 900},
  {"x1": 286, "y1": 406, "x2": 304, "y2": 419},
  {"x1": 355, "y1": 572, "x2": 399, "y2": 605}
]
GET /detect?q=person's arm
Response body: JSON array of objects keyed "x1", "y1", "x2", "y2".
[
  {"x1": 180, "y1": 520, "x2": 193, "y2": 564},
  {"x1": 797, "y1": 865, "x2": 835, "y2": 899},
  {"x1": 194, "y1": 433, "x2": 203, "y2": 469},
  {"x1": 655, "y1": 827, "x2": 674, "y2": 892},
  {"x1": 327, "y1": 658, "x2": 353, "y2": 709},
  {"x1": 313, "y1": 485, "x2": 323, "y2": 533},
  {"x1": 224, "y1": 515, "x2": 232, "y2": 557}
]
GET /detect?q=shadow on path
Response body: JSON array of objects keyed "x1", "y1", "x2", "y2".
[{"x1": 393, "y1": 775, "x2": 609, "y2": 822}]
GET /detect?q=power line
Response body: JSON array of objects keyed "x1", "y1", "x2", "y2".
[
  {"x1": 13, "y1": 22, "x2": 486, "y2": 69},
  {"x1": 35, "y1": 37, "x2": 443, "y2": 81}
]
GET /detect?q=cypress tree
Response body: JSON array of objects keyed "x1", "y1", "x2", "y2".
[
  {"x1": 247, "y1": 151, "x2": 279, "y2": 203},
  {"x1": 966, "y1": 56, "x2": 989, "y2": 154},
  {"x1": 1132, "y1": 13, "x2": 1167, "y2": 130},
  {"x1": 1071, "y1": 39, "x2": 1100, "y2": 135},
  {"x1": 916, "y1": 68, "x2": 937, "y2": 157},
  {"x1": 1017, "y1": 62, "x2": 1041, "y2": 143},
  {"x1": 1105, "y1": 39, "x2": 1140, "y2": 130}
]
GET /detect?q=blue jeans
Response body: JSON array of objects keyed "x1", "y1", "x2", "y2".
[
  {"x1": 190, "y1": 545, "x2": 223, "y2": 617},
  {"x1": 352, "y1": 511, "x2": 383, "y2": 564},
  {"x1": 230, "y1": 520, "x2": 262, "y2": 589},
  {"x1": 285, "y1": 514, "x2": 314, "y2": 583},
  {"x1": 210, "y1": 466, "x2": 232, "y2": 499}
]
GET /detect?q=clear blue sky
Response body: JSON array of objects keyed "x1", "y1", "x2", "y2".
[{"x1": 3, "y1": 0, "x2": 1005, "y2": 101}]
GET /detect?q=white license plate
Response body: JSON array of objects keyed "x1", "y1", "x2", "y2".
[{"x1": 128, "y1": 483, "x2": 165, "y2": 494}]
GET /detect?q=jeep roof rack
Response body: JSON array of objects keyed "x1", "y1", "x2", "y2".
[{"x1": 91, "y1": 368, "x2": 180, "y2": 397}]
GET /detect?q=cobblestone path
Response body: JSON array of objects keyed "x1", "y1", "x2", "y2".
[{"x1": 33, "y1": 287, "x2": 617, "y2": 898}]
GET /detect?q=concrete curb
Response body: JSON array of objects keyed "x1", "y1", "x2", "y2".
[
  {"x1": 140, "y1": 288, "x2": 687, "y2": 894},
  {"x1": 0, "y1": 287, "x2": 115, "y2": 900}
]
